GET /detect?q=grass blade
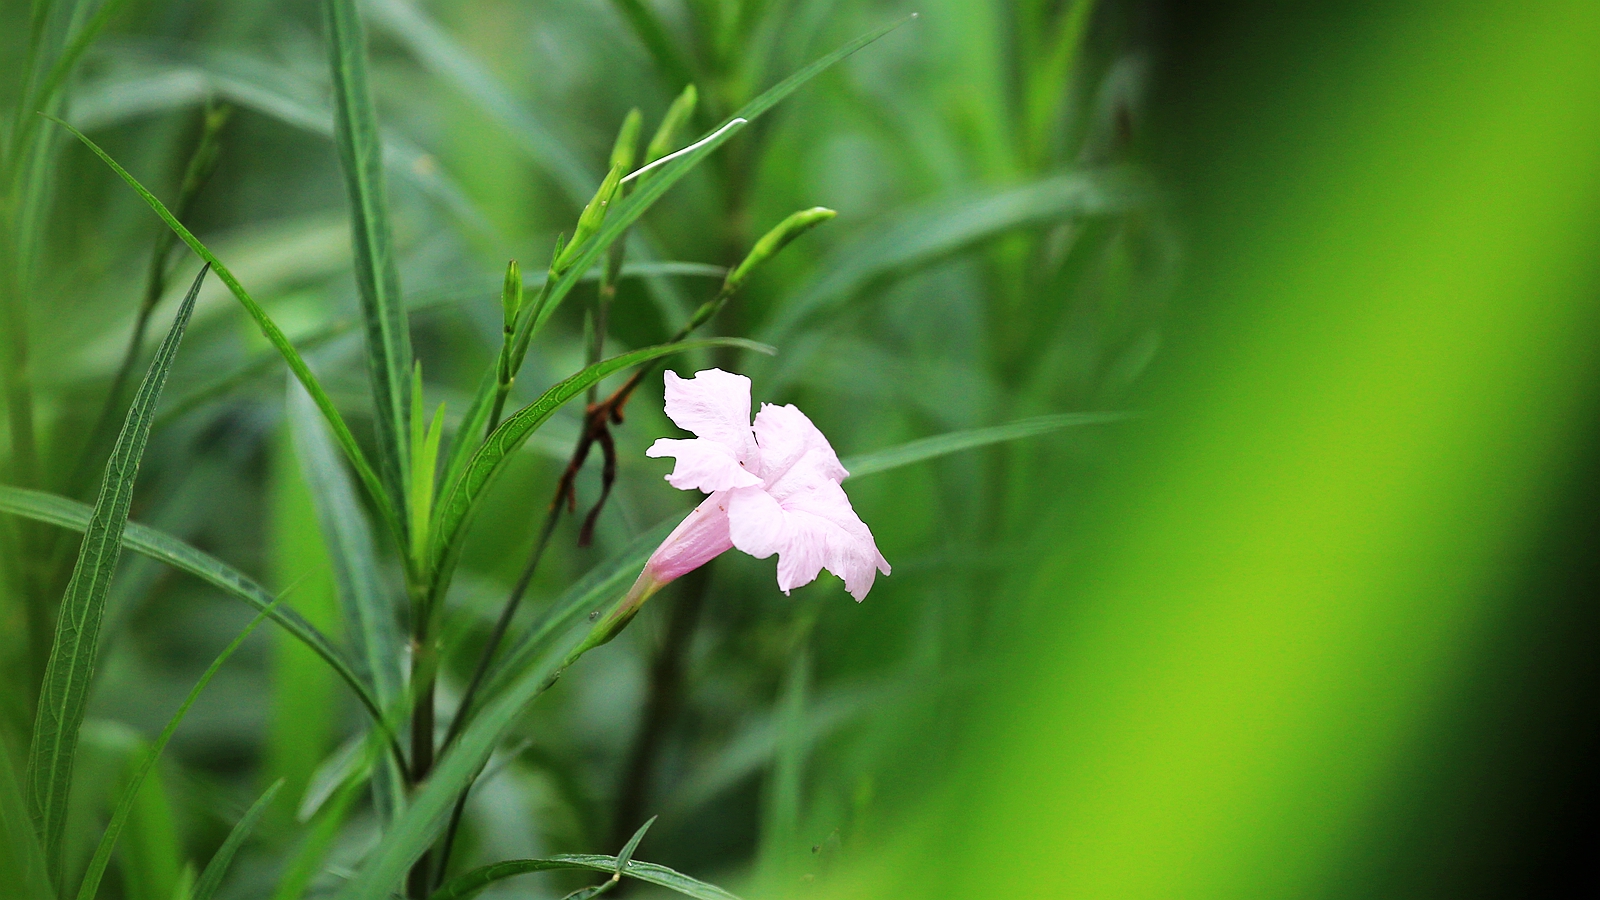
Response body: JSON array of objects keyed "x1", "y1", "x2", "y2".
[
  {"x1": 73, "y1": 597, "x2": 285, "y2": 900},
  {"x1": 48, "y1": 115, "x2": 402, "y2": 545},
  {"x1": 427, "y1": 339, "x2": 770, "y2": 599},
  {"x1": 324, "y1": 0, "x2": 414, "y2": 529},
  {"x1": 0, "y1": 485, "x2": 397, "y2": 768},
  {"x1": 763, "y1": 168, "x2": 1151, "y2": 346},
  {"x1": 429, "y1": 855, "x2": 741, "y2": 900},
  {"x1": 189, "y1": 779, "x2": 284, "y2": 900},
  {"x1": 841, "y1": 412, "x2": 1138, "y2": 480},
  {"x1": 365, "y1": 0, "x2": 593, "y2": 203},
  {"x1": 25, "y1": 265, "x2": 204, "y2": 886}
]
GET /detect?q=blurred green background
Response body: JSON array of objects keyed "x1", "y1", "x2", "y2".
[{"x1": 3, "y1": 0, "x2": 1598, "y2": 898}]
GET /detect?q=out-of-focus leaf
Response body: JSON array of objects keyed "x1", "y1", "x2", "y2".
[
  {"x1": 0, "y1": 736, "x2": 52, "y2": 900},
  {"x1": 70, "y1": 51, "x2": 489, "y2": 230},
  {"x1": 73, "y1": 596, "x2": 284, "y2": 900},
  {"x1": 0, "y1": 486, "x2": 390, "y2": 753},
  {"x1": 763, "y1": 168, "x2": 1152, "y2": 345},
  {"x1": 190, "y1": 780, "x2": 283, "y2": 900},
  {"x1": 364, "y1": 0, "x2": 592, "y2": 203},
  {"x1": 26, "y1": 267, "x2": 202, "y2": 884},
  {"x1": 841, "y1": 412, "x2": 1137, "y2": 480},
  {"x1": 286, "y1": 382, "x2": 406, "y2": 819},
  {"x1": 50, "y1": 116, "x2": 402, "y2": 540},
  {"x1": 324, "y1": 0, "x2": 414, "y2": 536}
]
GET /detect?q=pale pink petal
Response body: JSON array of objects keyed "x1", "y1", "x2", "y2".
[
  {"x1": 773, "y1": 482, "x2": 890, "y2": 601},
  {"x1": 646, "y1": 438, "x2": 762, "y2": 493},
  {"x1": 644, "y1": 492, "x2": 736, "y2": 583},
  {"x1": 751, "y1": 403, "x2": 848, "y2": 499},
  {"x1": 662, "y1": 369, "x2": 759, "y2": 465},
  {"x1": 726, "y1": 486, "x2": 786, "y2": 559}
]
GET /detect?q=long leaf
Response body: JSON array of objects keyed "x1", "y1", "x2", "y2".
[
  {"x1": 841, "y1": 411, "x2": 1138, "y2": 480},
  {"x1": 0, "y1": 485, "x2": 395, "y2": 764},
  {"x1": 48, "y1": 116, "x2": 402, "y2": 544},
  {"x1": 73, "y1": 596, "x2": 285, "y2": 900},
  {"x1": 364, "y1": 0, "x2": 592, "y2": 203},
  {"x1": 190, "y1": 780, "x2": 284, "y2": 900},
  {"x1": 70, "y1": 49, "x2": 489, "y2": 231},
  {"x1": 763, "y1": 168, "x2": 1151, "y2": 346},
  {"x1": 427, "y1": 338, "x2": 769, "y2": 599},
  {"x1": 286, "y1": 382, "x2": 407, "y2": 821},
  {"x1": 25, "y1": 266, "x2": 203, "y2": 884},
  {"x1": 324, "y1": 0, "x2": 414, "y2": 529},
  {"x1": 429, "y1": 854, "x2": 741, "y2": 900}
]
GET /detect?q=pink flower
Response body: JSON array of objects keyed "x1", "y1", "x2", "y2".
[{"x1": 641, "y1": 369, "x2": 890, "y2": 601}]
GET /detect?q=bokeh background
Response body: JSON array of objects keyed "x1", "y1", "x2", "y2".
[{"x1": 3, "y1": 1, "x2": 1598, "y2": 898}]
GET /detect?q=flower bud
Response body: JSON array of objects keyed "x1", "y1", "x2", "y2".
[
  {"x1": 611, "y1": 108, "x2": 643, "y2": 173},
  {"x1": 645, "y1": 84, "x2": 699, "y2": 166},
  {"x1": 555, "y1": 164, "x2": 624, "y2": 272},
  {"x1": 500, "y1": 259, "x2": 522, "y2": 332},
  {"x1": 723, "y1": 207, "x2": 836, "y2": 294}
]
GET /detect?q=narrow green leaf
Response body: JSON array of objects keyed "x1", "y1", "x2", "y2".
[
  {"x1": 48, "y1": 116, "x2": 402, "y2": 543},
  {"x1": 26, "y1": 266, "x2": 204, "y2": 885},
  {"x1": 190, "y1": 780, "x2": 284, "y2": 900},
  {"x1": 840, "y1": 412, "x2": 1138, "y2": 480},
  {"x1": 428, "y1": 854, "x2": 742, "y2": 900},
  {"x1": 365, "y1": 0, "x2": 594, "y2": 203},
  {"x1": 70, "y1": 48, "x2": 490, "y2": 231},
  {"x1": 74, "y1": 596, "x2": 285, "y2": 900},
  {"x1": 606, "y1": 0, "x2": 696, "y2": 90},
  {"x1": 324, "y1": 0, "x2": 413, "y2": 537},
  {"x1": 644, "y1": 84, "x2": 698, "y2": 167},
  {"x1": 428, "y1": 339, "x2": 772, "y2": 596},
  {"x1": 763, "y1": 168, "x2": 1151, "y2": 346},
  {"x1": 0, "y1": 485, "x2": 395, "y2": 764},
  {"x1": 615, "y1": 816, "x2": 656, "y2": 873}
]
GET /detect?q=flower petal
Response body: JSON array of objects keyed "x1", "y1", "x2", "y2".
[
  {"x1": 726, "y1": 486, "x2": 787, "y2": 559},
  {"x1": 751, "y1": 403, "x2": 848, "y2": 499},
  {"x1": 662, "y1": 369, "x2": 759, "y2": 465},
  {"x1": 647, "y1": 438, "x2": 763, "y2": 493},
  {"x1": 773, "y1": 482, "x2": 890, "y2": 601},
  {"x1": 645, "y1": 491, "x2": 736, "y2": 583}
]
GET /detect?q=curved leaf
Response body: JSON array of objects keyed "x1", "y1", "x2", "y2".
[
  {"x1": 841, "y1": 411, "x2": 1138, "y2": 480},
  {"x1": 190, "y1": 780, "x2": 284, "y2": 900}
]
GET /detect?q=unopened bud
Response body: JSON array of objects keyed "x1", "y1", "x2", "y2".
[
  {"x1": 500, "y1": 259, "x2": 522, "y2": 331},
  {"x1": 556, "y1": 164, "x2": 623, "y2": 272},
  {"x1": 645, "y1": 84, "x2": 699, "y2": 166},
  {"x1": 611, "y1": 109, "x2": 643, "y2": 173},
  {"x1": 724, "y1": 207, "x2": 837, "y2": 293}
]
